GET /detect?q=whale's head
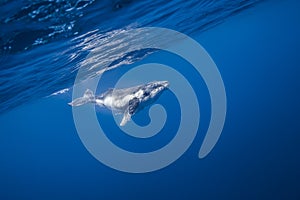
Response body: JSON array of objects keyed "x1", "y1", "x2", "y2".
[
  {"x1": 119, "y1": 80, "x2": 169, "y2": 126},
  {"x1": 154, "y1": 80, "x2": 169, "y2": 88},
  {"x1": 143, "y1": 80, "x2": 169, "y2": 98}
]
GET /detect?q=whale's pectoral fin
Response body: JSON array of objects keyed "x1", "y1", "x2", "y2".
[
  {"x1": 128, "y1": 97, "x2": 140, "y2": 115},
  {"x1": 120, "y1": 110, "x2": 131, "y2": 126},
  {"x1": 68, "y1": 89, "x2": 95, "y2": 107},
  {"x1": 120, "y1": 97, "x2": 140, "y2": 126}
]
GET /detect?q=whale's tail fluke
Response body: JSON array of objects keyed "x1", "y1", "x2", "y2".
[{"x1": 68, "y1": 89, "x2": 95, "y2": 107}]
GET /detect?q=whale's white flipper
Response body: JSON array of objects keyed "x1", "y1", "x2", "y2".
[
  {"x1": 120, "y1": 110, "x2": 131, "y2": 126},
  {"x1": 120, "y1": 97, "x2": 140, "y2": 126},
  {"x1": 68, "y1": 89, "x2": 95, "y2": 106}
]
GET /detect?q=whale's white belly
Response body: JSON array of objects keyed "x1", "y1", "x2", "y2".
[{"x1": 104, "y1": 95, "x2": 133, "y2": 111}]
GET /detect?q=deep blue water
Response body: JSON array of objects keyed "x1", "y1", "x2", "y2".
[{"x1": 1, "y1": 0, "x2": 300, "y2": 199}]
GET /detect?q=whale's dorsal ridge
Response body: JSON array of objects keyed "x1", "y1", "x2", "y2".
[
  {"x1": 83, "y1": 89, "x2": 94, "y2": 98},
  {"x1": 69, "y1": 89, "x2": 95, "y2": 106}
]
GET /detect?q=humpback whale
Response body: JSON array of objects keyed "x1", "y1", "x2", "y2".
[{"x1": 69, "y1": 81, "x2": 169, "y2": 126}]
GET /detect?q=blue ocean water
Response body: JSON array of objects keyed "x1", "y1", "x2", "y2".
[{"x1": 1, "y1": 0, "x2": 300, "y2": 199}]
